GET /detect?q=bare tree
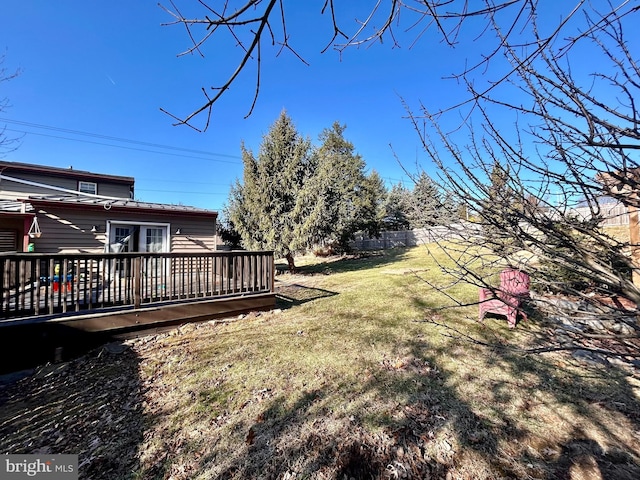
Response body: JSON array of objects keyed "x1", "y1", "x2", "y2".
[
  {"x1": 159, "y1": 0, "x2": 593, "y2": 131},
  {"x1": 412, "y1": 3, "x2": 640, "y2": 359}
]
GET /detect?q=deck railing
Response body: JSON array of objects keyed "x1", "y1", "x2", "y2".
[{"x1": 0, "y1": 250, "x2": 274, "y2": 320}]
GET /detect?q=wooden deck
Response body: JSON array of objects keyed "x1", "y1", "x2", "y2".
[{"x1": 0, "y1": 250, "x2": 275, "y2": 372}]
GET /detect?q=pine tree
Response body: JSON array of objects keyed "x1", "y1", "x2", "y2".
[
  {"x1": 296, "y1": 122, "x2": 375, "y2": 251},
  {"x1": 382, "y1": 183, "x2": 412, "y2": 230},
  {"x1": 406, "y1": 172, "x2": 455, "y2": 228},
  {"x1": 481, "y1": 162, "x2": 523, "y2": 255},
  {"x1": 355, "y1": 170, "x2": 387, "y2": 240},
  {"x1": 227, "y1": 110, "x2": 313, "y2": 271},
  {"x1": 228, "y1": 117, "x2": 387, "y2": 260}
]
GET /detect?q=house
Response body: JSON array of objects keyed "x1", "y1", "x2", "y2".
[
  {"x1": 0, "y1": 160, "x2": 218, "y2": 254},
  {"x1": 0, "y1": 161, "x2": 275, "y2": 371}
]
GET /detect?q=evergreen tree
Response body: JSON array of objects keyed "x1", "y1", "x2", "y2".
[
  {"x1": 227, "y1": 110, "x2": 313, "y2": 271},
  {"x1": 382, "y1": 183, "x2": 412, "y2": 230},
  {"x1": 216, "y1": 214, "x2": 242, "y2": 249},
  {"x1": 481, "y1": 162, "x2": 523, "y2": 255},
  {"x1": 296, "y1": 122, "x2": 375, "y2": 251},
  {"x1": 355, "y1": 170, "x2": 387, "y2": 240},
  {"x1": 228, "y1": 117, "x2": 387, "y2": 260},
  {"x1": 407, "y1": 172, "x2": 455, "y2": 228}
]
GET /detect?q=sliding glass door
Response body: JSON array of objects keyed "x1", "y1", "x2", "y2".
[{"x1": 107, "y1": 222, "x2": 170, "y2": 253}]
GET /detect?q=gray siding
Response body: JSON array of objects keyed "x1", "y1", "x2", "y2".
[
  {"x1": 170, "y1": 217, "x2": 217, "y2": 252},
  {"x1": 0, "y1": 174, "x2": 68, "y2": 200},
  {"x1": 30, "y1": 209, "x2": 106, "y2": 253},
  {"x1": 28, "y1": 206, "x2": 216, "y2": 254},
  {"x1": 98, "y1": 182, "x2": 132, "y2": 198},
  {"x1": 0, "y1": 172, "x2": 132, "y2": 200}
]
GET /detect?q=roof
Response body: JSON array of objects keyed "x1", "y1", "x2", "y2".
[
  {"x1": 22, "y1": 194, "x2": 217, "y2": 217},
  {"x1": 0, "y1": 160, "x2": 135, "y2": 185}
]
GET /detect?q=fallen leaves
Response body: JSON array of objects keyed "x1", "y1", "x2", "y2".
[
  {"x1": 380, "y1": 356, "x2": 439, "y2": 377},
  {"x1": 0, "y1": 343, "x2": 144, "y2": 479}
]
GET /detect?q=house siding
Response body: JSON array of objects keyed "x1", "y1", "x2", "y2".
[
  {"x1": 96, "y1": 182, "x2": 132, "y2": 198},
  {"x1": 1, "y1": 162, "x2": 217, "y2": 254},
  {"x1": 29, "y1": 209, "x2": 105, "y2": 253},
  {"x1": 170, "y1": 217, "x2": 217, "y2": 252},
  {"x1": 0, "y1": 171, "x2": 132, "y2": 200},
  {"x1": 29, "y1": 207, "x2": 216, "y2": 254}
]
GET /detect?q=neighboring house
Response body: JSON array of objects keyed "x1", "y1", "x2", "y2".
[
  {"x1": 0, "y1": 160, "x2": 218, "y2": 253},
  {"x1": 570, "y1": 196, "x2": 629, "y2": 226}
]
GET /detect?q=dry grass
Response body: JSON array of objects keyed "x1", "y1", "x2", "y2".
[{"x1": 2, "y1": 245, "x2": 640, "y2": 479}]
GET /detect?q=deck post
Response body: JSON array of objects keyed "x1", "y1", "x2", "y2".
[
  {"x1": 271, "y1": 253, "x2": 275, "y2": 293},
  {"x1": 48, "y1": 258, "x2": 55, "y2": 315},
  {"x1": 1, "y1": 257, "x2": 5, "y2": 316},
  {"x1": 134, "y1": 256, "x2": 142, "y2": 309}
]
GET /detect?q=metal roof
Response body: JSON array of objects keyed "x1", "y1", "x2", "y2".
[{"x1": 22, "y1": 194, "x2": 217, "y2": 216}]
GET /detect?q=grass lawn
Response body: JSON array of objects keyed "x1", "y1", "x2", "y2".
[{"x1": 2, "y1": 245, "x2": 640, "y2": 479}]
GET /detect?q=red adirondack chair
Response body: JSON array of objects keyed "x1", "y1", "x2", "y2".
[{"x1": 479, "y1": 268, "x2": 530, "y2": 328}]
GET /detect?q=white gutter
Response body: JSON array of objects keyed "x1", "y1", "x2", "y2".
[{"x1": 0, "y1": 173, "x2": 130, "y2": 201}]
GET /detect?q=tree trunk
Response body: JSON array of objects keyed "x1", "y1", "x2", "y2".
[{"x1": 285, "y1": 252, "x2": 297, "y2": 273}]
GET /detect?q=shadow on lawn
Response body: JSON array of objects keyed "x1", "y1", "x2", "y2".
[
  {"x1": 208, "y1": 389, "x2": 367, "y2": 479},
  {"x1": 410, "y1": 284, "x2": 640, "y2": 478},
  {"x1": 278, "y1": 247, "x2": 414, "y2": 277},
  {"x1": 190, "y1": 311, "x2": 640, "y2": 479},
  {"x1": 402, "y1": 332, "x2": 640, "y2": 479},
  {"x1": 205, "y1": 387, "x2": 406, "y2": 479},
  {"x1": 190, "y1": 343, "x2": 484, "y2": 478},
  {"x1": 0, "y1": 342, "x2": 149, "y2": 480},
  {"x1": 275, "y1": 283, "x2": 339, "y2": 310}
]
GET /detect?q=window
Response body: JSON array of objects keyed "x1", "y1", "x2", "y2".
[
  {"x1": 113, "y1": 227, "x2": 132, "y2": 252},
  {"x1": 145, "y1": 227, "x2": 165, "y2": 253},
  {"x1": 78, "y1": 181, "x2": 97, "y2": 195}
]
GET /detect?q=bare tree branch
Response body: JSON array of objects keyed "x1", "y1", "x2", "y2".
[
  {"x1": 160, "y1": 1, "x2": 608, "y2": 130},
  {"x1": 397, "y1": 3, "x2": 640, "y2": 357},
  {"x1": 159, "y1": 0, "x2": 278, "y2": 130}
]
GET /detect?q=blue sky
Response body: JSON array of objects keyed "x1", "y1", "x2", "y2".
[{"x1": 0, "y1": 1, "x2": 605, "y2": 212}]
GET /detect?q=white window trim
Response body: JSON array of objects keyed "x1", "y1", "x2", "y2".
[
  {"x1": 78, "y1": 180, "x2": 98, "y2": 195},
  {"x1": 105, "y1": 220, "x2": 172, "y2": 253}
]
